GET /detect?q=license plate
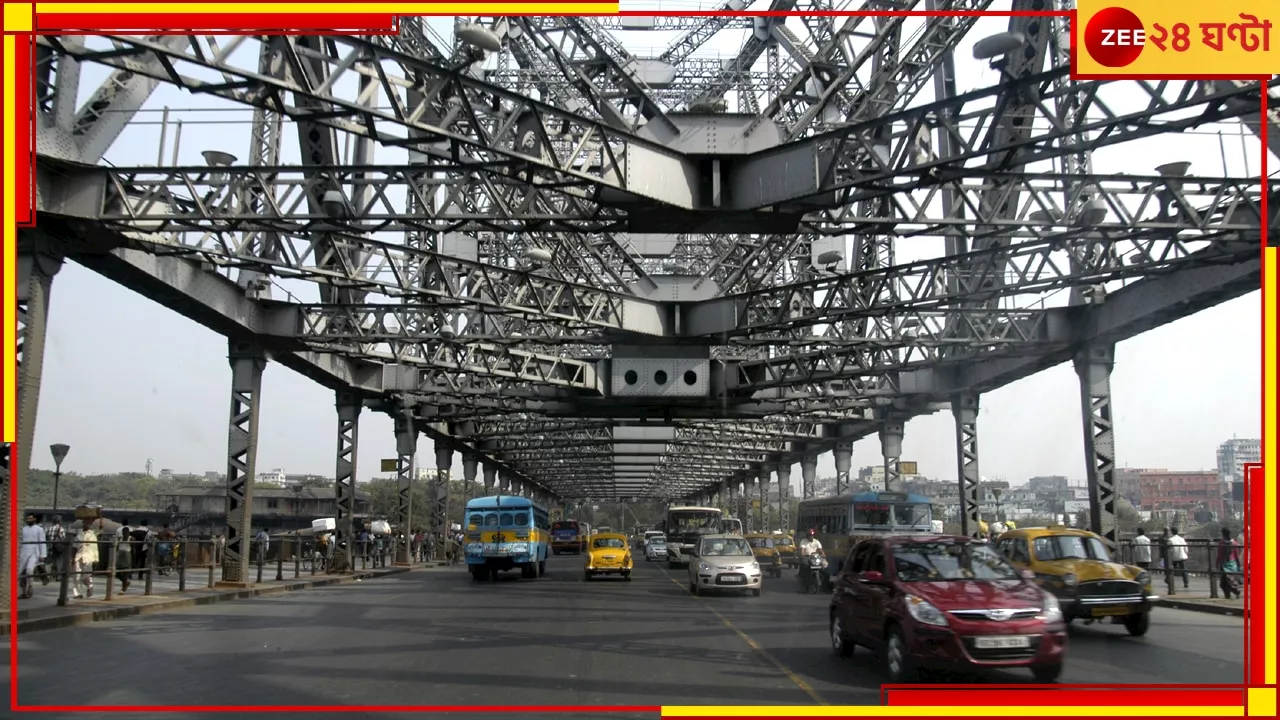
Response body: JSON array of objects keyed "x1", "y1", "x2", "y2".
[
  {"x1": 973, "y1": 635, "x2": 1031, "y2": 649},
  {"x1": 1092, "y1": 605, "x2": 1130, "y2": 617},
  {"x1": 719, "y1": 576, "x2": 745, "y2": 584}
]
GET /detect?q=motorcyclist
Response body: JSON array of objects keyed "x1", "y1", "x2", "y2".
[{"x1": 798, "y1": 528, "x2": 825, "y2": 560}]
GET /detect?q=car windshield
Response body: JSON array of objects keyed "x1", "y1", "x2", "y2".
[
  {"x1": 649, "y1": 538, "x2": 666, "y2": 546},
  {"x1": 892, "y1": 541, "x2": 1021, "y2": 581},
  {"x1": 748, "y1": 537, "x2": 775, "y2": 549},
  {"x1": 776, "y1": 537, "x2": 793, "y2": 546},
  {"x1": 1033, "y1": 535, "x2": 1112, "y2": 561},
  {"x1": 699, "y1": 538, "x2": 753, "y2": 557},
  {"x1": 593, "y1": 538, "x2": 625, "y2": 549}
]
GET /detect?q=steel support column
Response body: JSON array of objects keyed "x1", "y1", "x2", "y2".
[
  {"x1": 800, "y1": 453, "x2": 818, "y2": 500},
  {"x1": 757, "y1": 470, "x2": 769, "y2": 531},
  {"x1": 880, "y1": 421, "x2": 905, "y2": 493},
  {"x1": 433, "y1": 442, "x2": 454, "y2": 543},
  {"x1": 334, "y1": 391, "x2": 361, "y2": 569},
  {"x1": 952, "y1": 394, "x2": 981, "y2": 537},
  {"x1": 393, "y1": 412, "x2": 416, "y2": 564},
  {"x1": 1074, "y1": 344, "x2": 1119, "y2": 545},
  {"x1": 7, "y1": 247, "x2": 63, "y2": 605},
  {"x1": 833, "y1": 441, "x2": 853, "y2": 495},
  {"x1": 222, "y1": 341, "x2": 266, "y2": 585},
  {"x1": 482, "y1": 463, "x2": 498, "y2": 494},
  {"x1": 462, "y1": 453, "x2": 479, "y2": 502},
  {"x1": 775, "y1": 463, "x2": 792, "y2": 533}
]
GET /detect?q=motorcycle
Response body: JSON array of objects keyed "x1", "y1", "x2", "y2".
[{"x1": 799, "y1": 553, "x2": 829, "y2": 594}]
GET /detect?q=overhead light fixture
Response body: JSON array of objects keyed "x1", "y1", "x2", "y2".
[
  {"x1": 321, "y1": 189, "x2": 347, "y2": 219},
  {"x1": 457, "y1": 22, "x2": 502, "y2": 52},
  {"x1": 816, "y1": 250, "x2": 843, "y2": 266},
  {"x1": 1155, "y1": 161, "x2": 1192, "y2": 177},
  {"x1": 201, "y1": 149, "x2": 237, "y2": 167},
  {"x1": 1076, "y1": 197, "x2": 1109, "y2": 227},
  {"x1": 973, "y1": 32, "x2": 1027, "y2": 60},
  {"x1": 1028, "y1": 209, "x2": 1059, "y2": 224},
  {"x1": 524, "y1": 247, "x2": 554, "y2": 264}
]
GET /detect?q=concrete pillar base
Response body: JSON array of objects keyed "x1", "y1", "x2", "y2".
[{"x1": 215, "y1": 581, "x2": 254, "y2": 590}]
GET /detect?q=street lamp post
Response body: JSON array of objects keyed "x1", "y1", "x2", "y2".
[
  {"x1": 50, "y1": 443, "x2": 70, "y2": 512},
  {"x1": 991, "y1": 487, "x2": 1004, "y2": 524}
]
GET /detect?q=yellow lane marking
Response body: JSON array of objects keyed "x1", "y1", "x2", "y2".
[{"x1": 664, "y1": 571, "x2": 828, "y2": 706}]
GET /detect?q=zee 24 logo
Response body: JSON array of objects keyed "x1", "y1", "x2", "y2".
[{"x1": 1083, "y1": 6, "x2": 1273, "y2": 68}]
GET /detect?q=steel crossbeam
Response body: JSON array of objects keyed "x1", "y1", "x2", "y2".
[{"x1": 49, "y1": 34, "x2": 701, "y2": 208}]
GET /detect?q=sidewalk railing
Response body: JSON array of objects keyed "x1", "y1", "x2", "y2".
[
  {"x1": 1114, "y1": 538, "x2": 1248, "y2": 598},
  {"x1": 14, "y1": 534, "x2": 379, "y2": 609}
]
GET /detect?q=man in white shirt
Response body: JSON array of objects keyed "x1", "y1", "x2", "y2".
[
  {"x1": 1167, "y1": 527, "x2": 1189, "y2": 589},
  {"x1": 19, "y1": 514, "x2": 47, "y2": 599},
  {"x1": 798, "y1": 528, "x2": 824, "y2": 558},
  {"x1": 1132, "y1": 528, "x2": 1152, "y2": 569}
]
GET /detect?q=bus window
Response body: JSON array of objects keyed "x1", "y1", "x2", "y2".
[
  {"x1": 468, "y1": 514, "x2": 483, "y2": 527},
  {"x1": 499, "y1": 512, "x2": 514, "y2": 526},
  {"x1": 514, "y1": 512, "x2": 529, "y2": 526},
  {"x1": 854, "y1": 503, "x2": 891, "y2": 526},
  {"x1": 484, "y1": 513, "x2": 499, "y2": 527},
  {"x1": 894, "y1": 503, "x2": 929, "y2": 527}
]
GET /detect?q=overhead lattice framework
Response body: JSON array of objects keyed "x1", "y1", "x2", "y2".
[{"x1": 29, "y1": 3, "x2": 1274, "y2": 504}]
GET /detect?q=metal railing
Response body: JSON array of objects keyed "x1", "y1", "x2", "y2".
[
  {"x1": 1112, "y1": 538, "x2": 1248, "y2": 598},
  {"x1": 15, "y1": 534, "x2": 382, "y2": 608}
]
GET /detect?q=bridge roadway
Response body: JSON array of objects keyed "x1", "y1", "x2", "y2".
[{"x1": 7, "y1": 556, "x2": 1243, "y2": 717}]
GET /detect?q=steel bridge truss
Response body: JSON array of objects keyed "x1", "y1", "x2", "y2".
[{"x1": 14, "y1": 4, "x2": 1274, "y2": 581}]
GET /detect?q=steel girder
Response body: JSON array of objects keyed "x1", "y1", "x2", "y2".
[{"x1": 31, "y1": 11, "x2": 1274, "y2": 502}]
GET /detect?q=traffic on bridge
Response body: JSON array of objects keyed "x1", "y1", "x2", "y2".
[{"x1": 3, "y1": 0, "x2": 1268, "y2": 712}]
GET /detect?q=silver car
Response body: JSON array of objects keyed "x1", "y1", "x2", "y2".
[
  {"x1": 687, "y1": 534, "x2": 762, "y2": 596},
  {"x1": 645, "y1": 537, "x2": 668, "y2": 561}
]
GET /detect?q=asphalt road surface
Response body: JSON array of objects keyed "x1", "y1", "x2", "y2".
[{"x1": 4, "y1": 554, "x2": 1244, "y2": 718}]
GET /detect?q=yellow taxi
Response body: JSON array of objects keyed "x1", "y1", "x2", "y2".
[
  {"x1": 995, "y1": 526, "x2": 1156, "y2": 636},
  {"x1": 773, "y1": 533, "x2": 797, "y2": 567},
  {"x1": 744, "y1": 533, "x2": 785, "y2": 578},
  {"x1": 584, "y1": 532, "x2": 633, "y2": 581}
]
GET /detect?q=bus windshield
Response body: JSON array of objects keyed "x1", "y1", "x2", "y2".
[{"x1": 667, "y1": 510, "x2": 723, "y2": 535}]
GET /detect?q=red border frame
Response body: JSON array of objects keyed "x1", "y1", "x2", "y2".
[{"x1": 3, "y1": 2, "x2": 1270, "y2": 716}]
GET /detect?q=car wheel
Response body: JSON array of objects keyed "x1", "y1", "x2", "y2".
[
  {"x1": 1124, "y1": 612, "x2": 1150, "y2": 637},
  {"x1": 884, "y1": 625, "x2": 916, "y2": 682},
  {"x1": 1032, "y1": 663, "x2": 1064, "y2": 683},
  {"x1": 751, "y1": 588, "x2": 761, "y2": 597},
  {"x1": 830, "y1": 613, "x2": 854, "y2": 658},
  {"x1": 583, "y1": 570, "x2": 592, "y2": 581},
  {"x1": 624, "y1": 573, "x2": 632, "y2": 582}
]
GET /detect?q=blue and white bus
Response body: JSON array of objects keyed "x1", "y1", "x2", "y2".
[
  {"x1": 463, "y1": 495, "x2": 550, "y2": 581},
  {"x1": 795, "y1": 491, "x2": 934, "y2": 575}
]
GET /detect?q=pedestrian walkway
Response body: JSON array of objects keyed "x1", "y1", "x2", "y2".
[
  {"x1": 1153, "y1": 574, "x2": 1246, "y2": 617},
  {"x1": 3, "y1": 560, "x2": 459, "y2": 636}
]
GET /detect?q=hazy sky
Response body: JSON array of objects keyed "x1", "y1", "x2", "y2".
[{"x1": 30, "y1": 11, "x2": 1268, "y2": 494}]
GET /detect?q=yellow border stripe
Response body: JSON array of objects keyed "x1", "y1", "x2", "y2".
[
  {"x1": 2, "y1": 34, "x2": 16, "y2": 445},
  {"x1": 661, "y1": 707, "x2": 1244, "y2": 717},
  {"x1": 1264, "y1": 246, "x2": 1276, "y2": 686},
  {"x1": 1248, "y1": 688, "x2": 1276, "y2": 717},
  {"x1": 35, "y1": 3, "x2": 620, "y2": 13}
]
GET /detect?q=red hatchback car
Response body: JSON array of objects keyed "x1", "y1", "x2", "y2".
[{"x1": 829, "y1": 535, "x2": 1067, "y2": 683}]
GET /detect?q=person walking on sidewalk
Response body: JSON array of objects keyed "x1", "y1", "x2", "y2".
[
  {"x1": 73, "y1": 520, "x2": 99, "y2": 599},
  {"x1": 1132, "y1": 528, "x2": 1152, "y2": 569},
  {"x1": 45, "y1": 516, "x2": 67, "y2": 585},
  {"x1": 1217, "y1": 527, "x2": 1242, "y2": 600},
  {"x1": 1167, "y1": 527, "x2": 1189, "y2": 589},
  {"x1": 18, "y1": 514, "x2": 48, "y2": 599}
]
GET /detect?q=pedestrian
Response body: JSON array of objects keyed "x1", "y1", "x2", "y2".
[
  {"x1": 1167, "y1": 526, "x2": 1189, "y2": 589},
  {"x1": 18, "y1": 514, "x2": 48, "y2": 599},
  {"x1": 1132, "y1": 528, "x2": 1152, "y2": 569},
  {"x1": 73, "y1": 519, "x2": 99, "y2": 599},
  {"x1": 45, "y1": 516, "x2": 67, "y2": 585},
  {"x1": 115, "y1": 524, "x2": 133, "y2": 593},
  {"x1": 1217, "y1": 527, "x2": 1242, "y2": 599}
]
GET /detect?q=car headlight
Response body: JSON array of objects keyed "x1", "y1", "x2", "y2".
[
  {"x1": 905, "y1": 594, "x2": 949, "y2": 627},
  {"x1": 1061, "y1": 572, "x2": 1077, "y2": 587},
  {"x1": 1040, "y1": 592, "x2": 1063, "y2": 622},
  {"x1": 1135, "y1": 571, "x2": 1151, "y2": 588},
  {"x1": 699, "y1": 563, "x2": 712, "y2": 572},
  {"x1": 750, "y1": 561, "x2": 760, "y2": 570}
]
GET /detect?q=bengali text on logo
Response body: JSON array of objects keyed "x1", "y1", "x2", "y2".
[{"x1": 1074, "y1": 1, "x2": 1278, "y2": 77}]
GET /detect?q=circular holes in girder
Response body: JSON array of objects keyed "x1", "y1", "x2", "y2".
[
  {"x1": 654, "y1": 370, "x2": 669, "y2": 385},
  {"x1": 683, "y1": 370, "x2": 698, "y2": 386},
  {"x1": 624, "y1": 370, "x2": 639, "y2": 386}
]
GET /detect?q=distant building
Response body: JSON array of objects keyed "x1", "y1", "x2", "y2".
[
  {"x1": 1133, "y1": 470, "x2": 1225, "y2": 517},
  {"x1": 1027, "y1": 475, "x2": 1068, "y2": 494},
  {"x1": 1217, "y1": 438, "x2": 1260, "y2": 483},
  {"x1": 156, "y1": 485, "x2": 373, "y2": 534}
]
